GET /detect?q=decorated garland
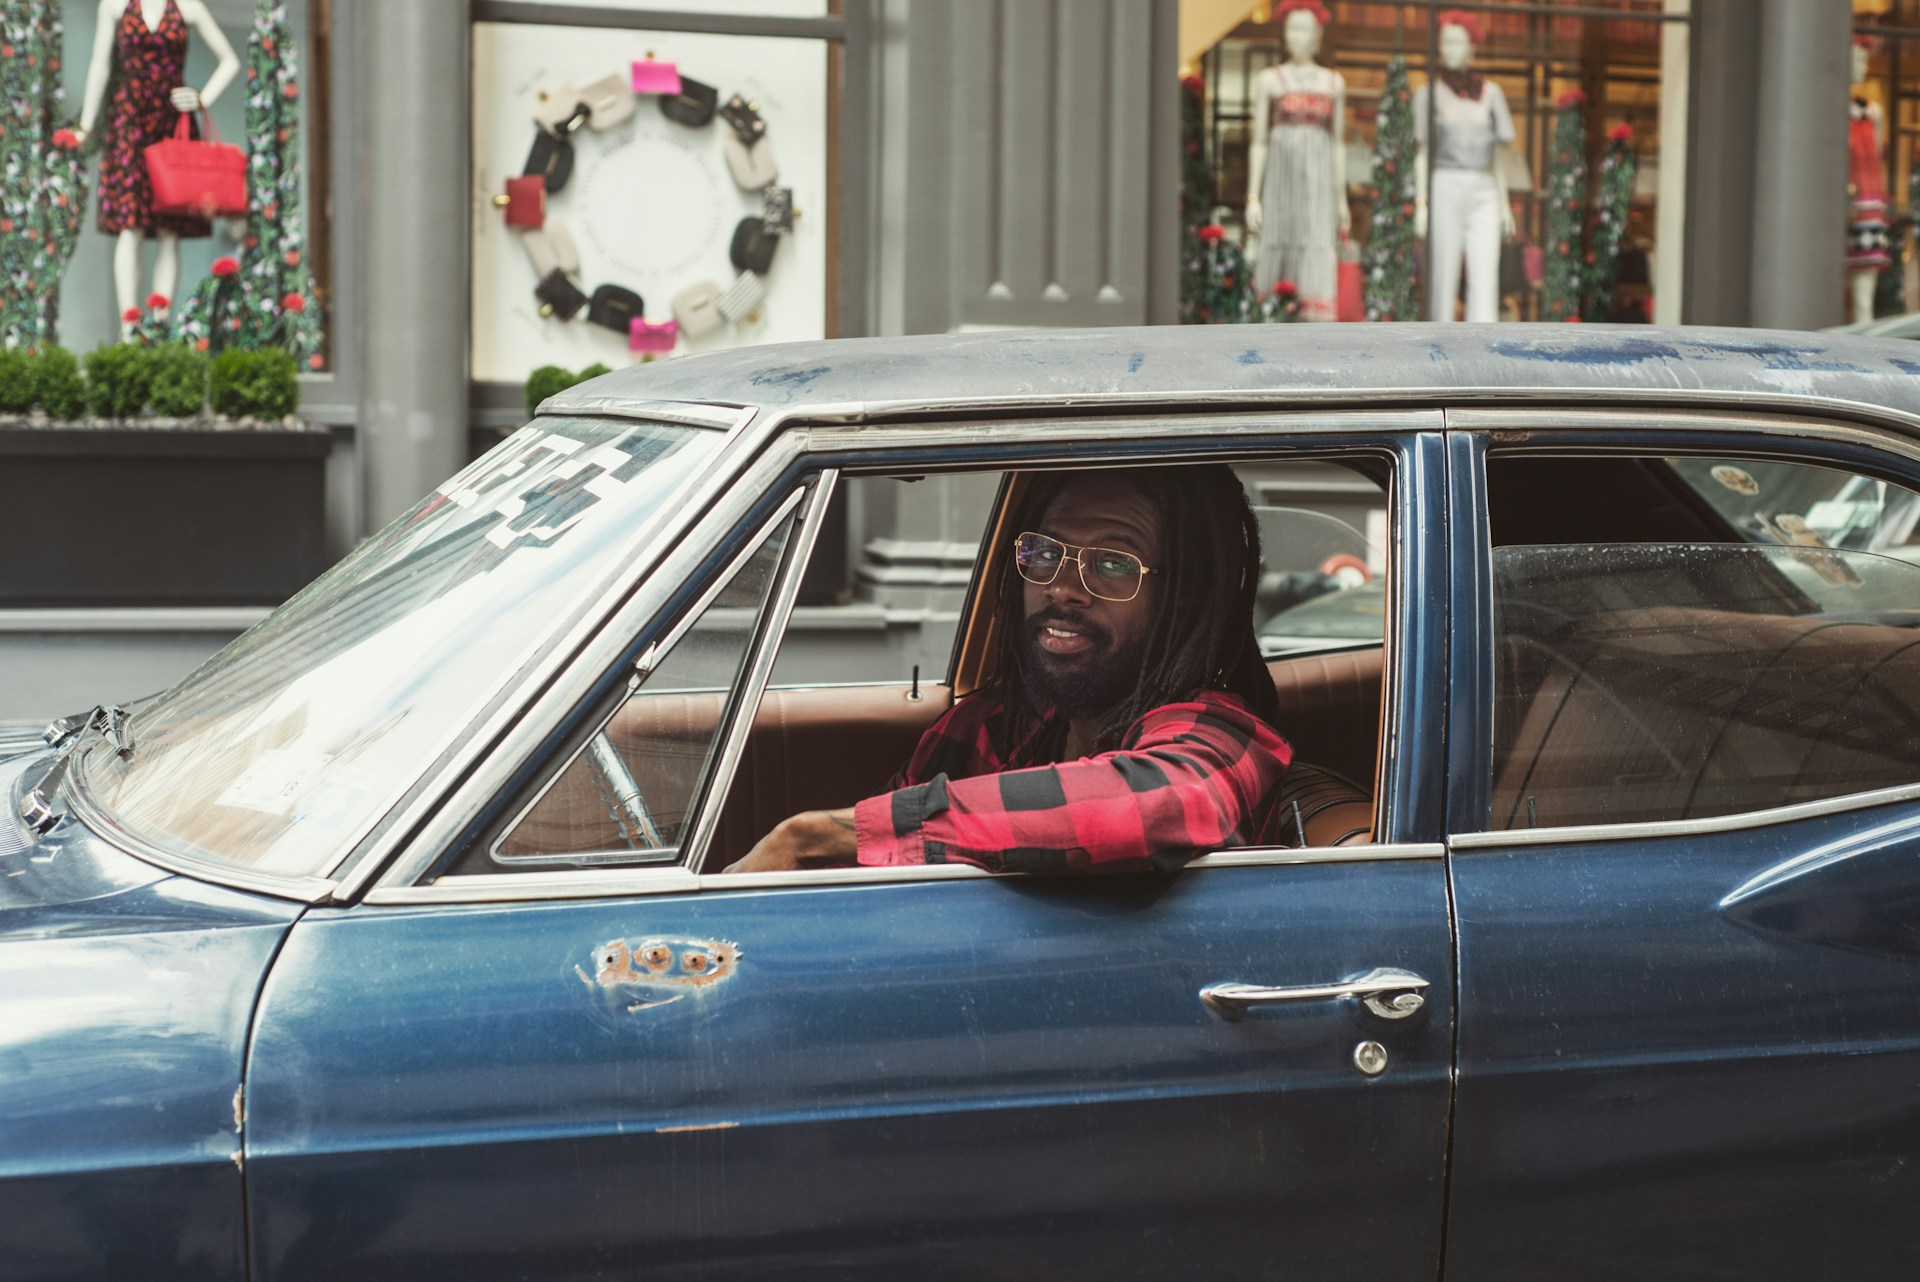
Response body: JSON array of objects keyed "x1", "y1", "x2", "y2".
[
  {"x1": 1362, "y1": 55, "x2": 1418, "y2": 322},
  {"x1": 493, "y1": 55, "x2": 793, "y2": 357},
  {"x1": 1584, "y1": 123, "x2": 1636, "y2": 321},
  {"x1": 1540, "y1": 89, "x2": 1588, "y2": 322},
  {"x1": 0, "y1": 1, "x2": 88, "y2": 350}
]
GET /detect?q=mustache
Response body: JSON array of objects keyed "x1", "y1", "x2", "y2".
[{"x1": 1028, "y1": 606, "x2": 1112, "y2": 647}]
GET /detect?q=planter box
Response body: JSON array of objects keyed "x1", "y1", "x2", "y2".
[{"x1": 0, "y1": 421, "x2": 330, "y2": 607}]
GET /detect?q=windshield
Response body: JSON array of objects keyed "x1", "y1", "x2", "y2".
[{"x1": 80, "y1": 417, "x2": 720, "y2": 880}]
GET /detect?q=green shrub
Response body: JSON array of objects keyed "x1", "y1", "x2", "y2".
[
  {"x1": 0, "y1": 349, "x2": 34, "y2": 413},
  {"x1": 33, "y1": 346, "x2": 86, "y2": 419},
  {"x1": 524, "y1": 364, "x2": 577, "y2": 417},
  {"x1": 147, "y1": 344, "x2": 209, "y2": 418},
  {"x1": 209, "y1": 348, "x2": 298, "y2": 419},
  {"x1": 576, "y1": 362, "x2": 612, "y2": 383},
  {"x1": 85, "y1": 342, "x2": 156, "y2": 419}
]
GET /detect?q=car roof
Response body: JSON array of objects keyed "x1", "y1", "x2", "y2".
[{"x1": 541, "y1": 323, "x2": 1920, "y2": 427}]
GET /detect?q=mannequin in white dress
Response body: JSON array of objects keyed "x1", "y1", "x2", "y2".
[
  {"x1": 1413, "y1": 11, "x2": 1514, "y2": 322},
  {"x1": 1245, "y1": 0, "x2": 1347, "y2": 320}
]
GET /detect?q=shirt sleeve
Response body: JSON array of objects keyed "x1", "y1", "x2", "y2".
[
  {"x1": 879, "y1": 692, "x2": 1002, "y2": 792},
  {"x1": 1489, "y1": 82, "x2": 1515, "y2": 146},
  {"x1": 854, "y1": 694, "x2": 1293, "y2": 874}
]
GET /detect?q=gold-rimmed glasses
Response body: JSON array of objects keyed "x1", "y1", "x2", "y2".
[{"x1": 1013, "y1": 531, "x2": 1160, "y2": 603}]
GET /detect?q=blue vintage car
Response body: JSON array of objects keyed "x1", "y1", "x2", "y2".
[{"x1": 9, "y1": 325, "x2": 1920, "y2": 1280}]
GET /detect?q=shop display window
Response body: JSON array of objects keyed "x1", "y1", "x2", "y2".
[{"x1": 1182, "y1": 0, "x2": 1688, "y2": 324}]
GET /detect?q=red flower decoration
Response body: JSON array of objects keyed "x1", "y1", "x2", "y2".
[
  {"x1": 281, "y1": 292, "x2": 306, "y2": 313},
  {"x1": 0, "y1": 218, "x2": 12, "y2": 233},
  {"x1": 211, "y1": 255, "x2": 239, "y2": 277},
  {"x1": 1556, "y1": 89, "x2": 1586, "y2": 109},
  {"x1": 1608, "y1": 123, "x2": 1632, "y2": 143},
  {"x1": 146, "y1": 292, "x2": 169, "y2": 311},
  {"x1": 1562, "y1": 315, "x2": 1583, "y2": 323},
  {"x1": 284, "y1": 82, "x2": 298, "y2": 99},
  {"x1": 1437, "y1": 9, "x2": 1485, "y2": 45},
  {"x1": 195, "y1": 338, "x2": 209, "y2": 352},
  {"x1": 1274, "y1": 279, "x2": 1299, "y2": 298},
  {"x1": 1198, "y1": 224, "x2": 1226, "y2": 242},
  {"x1": 51, "y1": 127, "x2": 79, "y2": 149},
  {"x1": 1277, "y1": 0, "x2": 1332, "y2": 26},
  {"x1": 121, "y1": 307, "x2": 141, "y2": 323},
  {"x1": 1180, "y1": 74, "x2": 1204, "y2": 94},
  {"x1": 308, "y1": 354, "x2": 325, "y2": 370},
  {"x1": 284, "y1": 250, "x2": 300, "y2": 267}
]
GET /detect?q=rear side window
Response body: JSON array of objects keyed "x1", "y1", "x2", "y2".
[{"x1": 1487, "y1": 542, "x2": 1920, "y2": 830}]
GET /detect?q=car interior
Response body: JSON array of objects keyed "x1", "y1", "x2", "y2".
[{"x1": 480, "y1": 456, "x2": 1393, "y2": 874}]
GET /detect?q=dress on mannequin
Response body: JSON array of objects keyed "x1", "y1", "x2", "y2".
[
  {"x1": 1847, "y1": 99, "x2": 1891, "y2": 274},
  {"x1": 1413, "y1": 69, "x2": 1513, "y2": 323},
  {"x1": 95, "y1": 0, "x2": 210, "y2": 240},
  {"x1": 1253, "y1": 62, "x2": 1340, "y2": 321}
]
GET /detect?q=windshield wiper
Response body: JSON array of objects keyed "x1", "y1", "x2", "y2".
[{"x1": 18, "y1": 704, "x2": 136, "y2": 838}]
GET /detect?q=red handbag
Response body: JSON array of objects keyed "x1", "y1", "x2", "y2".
[{"x1": 144, "y1": 111, "x2": 246, "y2": 219}]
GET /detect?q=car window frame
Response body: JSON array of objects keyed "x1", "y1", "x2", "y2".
[
  {"x1": 366, "y1": 408, "x2": 1448, "y2": 906},
  {"x1": 1447, "y1": 403, "x2": 1920, "y2": 848}
]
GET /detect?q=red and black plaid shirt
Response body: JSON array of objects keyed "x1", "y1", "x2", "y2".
[{"x1": 852, "y1": 686, "x2": 1293, "y2": 873}]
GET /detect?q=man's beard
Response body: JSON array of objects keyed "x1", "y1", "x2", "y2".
[{"x1": 1021, "y1": 605, "x2": 1147, "y2": 720}]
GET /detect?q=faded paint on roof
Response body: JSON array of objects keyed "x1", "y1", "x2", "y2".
[{"x1": 541, "y1": 324, "x2": 1920, "y2": 422}]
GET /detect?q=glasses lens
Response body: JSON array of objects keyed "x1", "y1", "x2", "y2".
[
  {"x1": 1014, "y1": 532, "x2": 1064, "y2": 583},
  {"x1": 1084, "y1": 549, "x2": 1143, "y2": 600}
]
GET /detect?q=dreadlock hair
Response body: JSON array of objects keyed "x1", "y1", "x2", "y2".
[{"x1": 989, "y1": 464, "x2": 1282, "y2": 754}]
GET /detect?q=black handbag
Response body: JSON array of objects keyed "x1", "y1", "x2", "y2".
[
  {"x1": 523, "y1": 130, "x2": 575, "y2": 195},
  {"x1": 534, "y1": 268, "x2": 589, "y2": 321},
  {"x1": 719, "y1": 94, "x2": 766, "y2": 144},
  {"x1": 1498, "y1": 239, "x2": 1527, "y2": 297},
  {"x1": 729, "y1": 217, "x2": 779, "y2": 274},
  {"x1": 586, "y1": 283, "x2": 645, "y2": 334},
  {"x1": 659, "y1": 76, "x2": 718, "y2": 127}
]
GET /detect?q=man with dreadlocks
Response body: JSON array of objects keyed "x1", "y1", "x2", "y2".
[{"x1": 725, "y1": 465, "x2": 1293, "y2": 874}]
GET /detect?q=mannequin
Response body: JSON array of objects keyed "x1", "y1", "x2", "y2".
[
  {"x1": 73, "y1": 0, "x2": 240, "y2": 335},
  {"x1": 1412, "y1": 10, "x2": 1514, "y2": 323},
  {"x1": 1846, "y1": 38, "x2": 1889, "y2": 327},
  {"x1": 1245, "y1": 0, "x2": 1347, "y2": 321}
]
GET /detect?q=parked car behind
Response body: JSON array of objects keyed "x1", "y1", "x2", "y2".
[{"x1": 10, "y1": 325, "x2": 1920, "y2": 1280}]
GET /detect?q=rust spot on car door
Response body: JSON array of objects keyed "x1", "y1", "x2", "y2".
[{"x1": 576, "y1": 937, "x2": 742, "y2": 1012}]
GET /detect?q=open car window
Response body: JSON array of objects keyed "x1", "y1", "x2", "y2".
[{"x1": 1487, "y1": 542, "x2": 1920, "y2": 832}]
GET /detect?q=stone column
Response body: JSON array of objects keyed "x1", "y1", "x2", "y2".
[
  {"x1": 358, "y1": 0, "x2": 471, "y2": 525},
  {"x1": 1747, "y1": 0, "x2": 1851, "y2": 331}
]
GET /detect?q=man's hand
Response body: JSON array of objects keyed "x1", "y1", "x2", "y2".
[{"x1": 723, "y1": 809, "x2": 858, "y2": 874}]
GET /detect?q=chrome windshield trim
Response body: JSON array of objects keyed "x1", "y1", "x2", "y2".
[
  {"x1": 362, "y1": 842, "x2": 1446, "y2": 905},
  {"x1": 533, "y1": 396, "x2": 746, "y2": 430},
  {"x1": 681, "y1": 470, "x2": 839, "y2": 873},
  {"x1": 318, "y1": 406, "x2": 760, "y2": 897},
  {"x1": 363, "y1": 430, "x2": 811, "y2": 897},
  {"x1": 65, "y1": 753, "x2": 337, "y2": 903},
  {"x1": 1448, "y1": 404, "x2": 1920, "y2": 463},
  {"x1": 1451, "y1": 781, "x2": 1920, "y2": 850},
  {"x1": 482, "y1": 487, "x2": 811, "y2": 868}
]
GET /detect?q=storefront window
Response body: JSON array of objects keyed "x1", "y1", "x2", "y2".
[
  {"x1": 468, "y1": 15, "x2": 832, "y2": 384},
  {"x1": 1850, "y1": 1, "x2": 1918, "y2": 324},
  {"x1": 1180, "y1": 0, "x2": 1688, "y2": 325},
  {"x1": 23, "y1": 0, "x2": 331, "y2": 367}
]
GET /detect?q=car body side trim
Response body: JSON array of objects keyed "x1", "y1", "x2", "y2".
[
  {"x1": 1451, "y1": 781, "x2": 1920, "y2": 850},
  {"x1": 363, "y1": 842, "x2": 1447, "y2": 905}
]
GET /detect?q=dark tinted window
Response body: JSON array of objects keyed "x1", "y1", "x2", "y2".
[{"x1": 1487, "y1": 542, "x2": 1920, "y2": 831}]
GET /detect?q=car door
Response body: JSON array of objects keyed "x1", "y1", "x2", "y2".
[
  {"x1": 244, "y1": 419, "x2": 1457, "y2": 1281},
  {"x1": 1442, "y1": 419, "x2": 1920, "y2": 1279}
]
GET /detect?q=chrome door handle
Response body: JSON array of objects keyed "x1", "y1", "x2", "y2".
[{"x1": 1200, "y1": 967, "x2": 1430, "y2": 1022}]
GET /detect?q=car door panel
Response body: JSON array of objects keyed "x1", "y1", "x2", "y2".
[{"x1": 247, "y1": 861, "x2": 1453, "y2": 1280}]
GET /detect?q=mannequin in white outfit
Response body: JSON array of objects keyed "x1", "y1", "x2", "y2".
[
  {"x1": 1413, "y1": 15, "x2": 1514, "y2": 322},
  {"x1": 73, "y1": 0, "x2": 240, "y2": 335}
]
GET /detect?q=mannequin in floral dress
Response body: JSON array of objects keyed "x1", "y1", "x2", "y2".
[
  {"x1": 72, "y1": 0, "x2": 239, "y2": 334},
  {"x1": 1245, "y1": 0, "x2": 1348, "y2": 321}
]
